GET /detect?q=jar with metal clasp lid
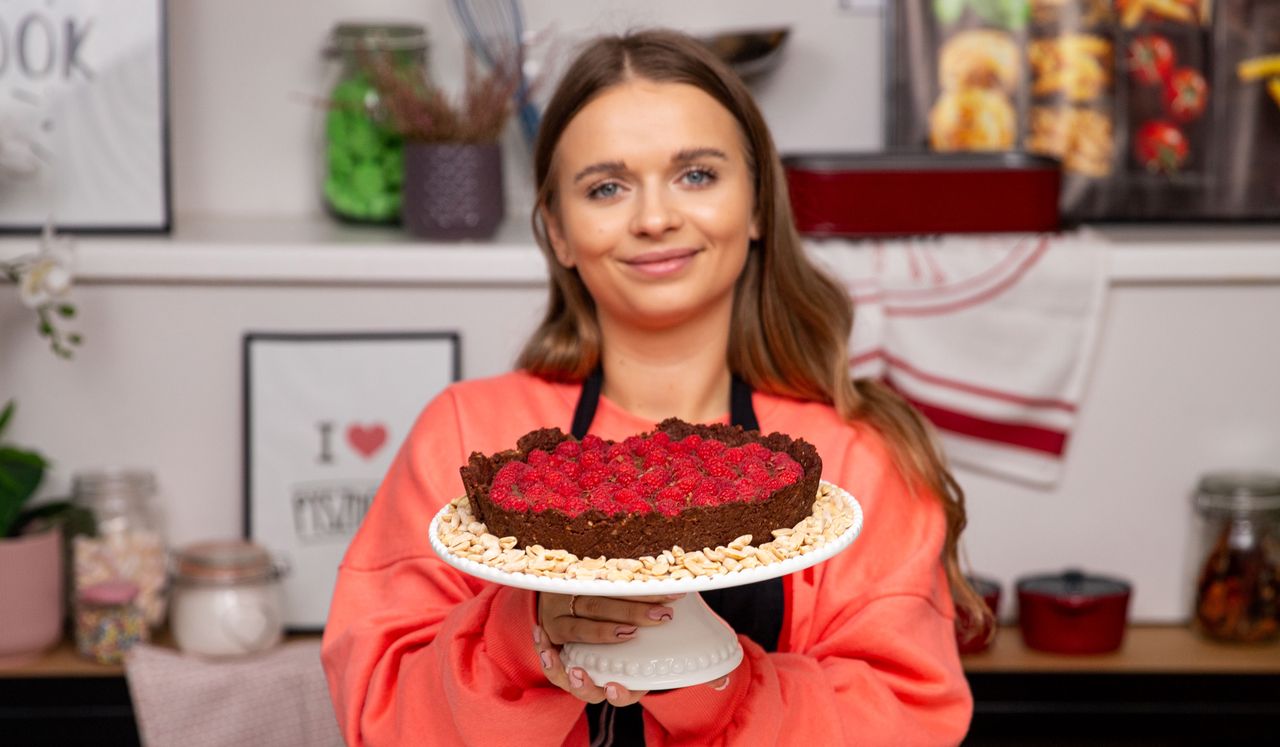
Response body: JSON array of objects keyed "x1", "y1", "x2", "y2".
[
  {"x1": 170, "y1": 540, "x2": 288, "y2": 658},
  {"x1": 1191, "y1": 470, "x2": 1280, "y2": 643}
]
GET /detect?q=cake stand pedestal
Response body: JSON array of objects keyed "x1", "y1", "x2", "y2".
[{"x1": 429, "y1": 481, "x2": 863, "y2": 691}]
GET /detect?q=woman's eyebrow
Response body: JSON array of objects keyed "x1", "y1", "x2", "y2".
[
  {"x1": 672, "y1": 147, "x2": 728, "y2": 163},
  {"x1": 571, "y1": 148, "x2": 730, "y2": 184}
]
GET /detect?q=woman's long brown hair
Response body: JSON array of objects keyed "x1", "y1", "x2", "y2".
[{"x1": 516, "y1": 29, "x2": 989, "y2": 639}]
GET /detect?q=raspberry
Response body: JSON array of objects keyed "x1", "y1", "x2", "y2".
[
  {"x1": 695, "y1": 439, "x2": 725, "y2": 461},
  {"x1": 706, "y1": 460, "x2": 737, "y2": 481},
  {"x1": 554, "y1": 440, "x2": 582, "y2": 458},
  {"x1": 656, "y1": 498, "x2": 683, "y2": 517},
  {"x1": 579, "y1": 468, "x2": 606, "y2": 490},
  {"x1": 527, "y1": 449, "x2": 550, "y2": 467},
  {"x1": 639, "y1": 467, "x2": 670, "y2": 492},
  {"x1": 642, "y1": 448, "x2": 668, "y2": 469},
  {"x1": 579, "y1": 450, "x2": 604, "y2": 470},
  {"x1": 723, "y1": 447, "x2": 746, "y2": 465}
]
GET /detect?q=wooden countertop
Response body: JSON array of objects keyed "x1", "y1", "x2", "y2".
[
  {"x1": 4, "y1": 626, "x2": 1279, "y2": 678},
  {"x1": 963, "y1": 625, "x2": 1280, "y2": 674}
]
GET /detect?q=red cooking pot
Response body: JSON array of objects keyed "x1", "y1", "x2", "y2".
[
  {"x1": 956, "y1": 575, "x2": 1001, "y2": 654},
  {"x1": 1017, "y1": 569, "x2": 1132, "y2": 654}
]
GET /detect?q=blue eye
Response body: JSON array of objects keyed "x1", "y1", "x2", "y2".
[
  {"x1": 682, "y1": 168, "x2": 717, "y2": 187},
  {"x1": 587, "y1": 182, "x2": 620, "y2": 200}
]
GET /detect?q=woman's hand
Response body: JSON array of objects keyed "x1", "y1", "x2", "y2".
[{"x1": 533, "y1": 592, "x2": 681, "y2": 706}]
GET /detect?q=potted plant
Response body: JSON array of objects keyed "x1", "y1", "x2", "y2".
[
  {"x1": 363, "y1": 51, "x2": 520, "y2": 240},
  {"x1": 1, "y1": 225, "x2": 91, "y2": 666},
  {"x1": 0, "y1": 400, "x2": 65, "y2": 666}
]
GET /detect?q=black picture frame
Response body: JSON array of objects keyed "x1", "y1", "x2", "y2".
[
  {"x1": 242, "y1": 331, "x2": 462, "y2": 633},
  {"x1": 0, "y1": 0, "x2": 172, "y2": 234}
]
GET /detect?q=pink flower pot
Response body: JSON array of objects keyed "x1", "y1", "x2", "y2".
[{"x1": 0, "y1": 528, "x2": 64, "y2": 668}]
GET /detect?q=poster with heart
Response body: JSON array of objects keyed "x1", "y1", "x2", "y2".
[{"x1": 244, "y1": 332, "x2": 460, "y2": 631}]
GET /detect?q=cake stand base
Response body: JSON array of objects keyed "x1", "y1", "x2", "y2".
[{"x1": 560, "y1": 593, "x2": 744, "y2": 691}]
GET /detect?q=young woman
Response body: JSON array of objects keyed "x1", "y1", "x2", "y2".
[{"x1": 322, "y1": 29, "x2": 985, "y2": 746}]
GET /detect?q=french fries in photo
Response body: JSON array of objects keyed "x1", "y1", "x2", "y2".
[
  {"x1": 1028, "y1": 34, "x2": 1113, "y2": 102},
  {"x1": 1119, "y1": 0, "x2": 1200, "y2": 28},
  {"x1": 1238, "y1": 55, "x2": 1280, "y2": 82},
  {"x1": 1028, "y1": 106, "x2": 1114, "y2": 177}
]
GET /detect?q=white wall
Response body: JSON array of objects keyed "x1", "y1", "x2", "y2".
[
  {"x1": 168, "y1": 0, "x2": 882, "y2": 219},
  {"x1": 2, "y1": 0, "x2": 1279, "y2": 625}
]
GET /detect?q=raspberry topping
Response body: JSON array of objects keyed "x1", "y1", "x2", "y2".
[{"x1": 489, "y1": 432, "x2": 804, "y2": 518}]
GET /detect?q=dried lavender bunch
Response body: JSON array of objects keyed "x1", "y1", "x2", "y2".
[{"x1": 361, "y1": 49, "x2": 519, "y2": 144}]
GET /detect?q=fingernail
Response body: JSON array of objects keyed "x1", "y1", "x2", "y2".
[
  {"x1": 647, "y1": 607, "x2": 673, "y2": 621},
  {"x1": 606, "y1": 684, "x2": 619, "y2": 700},
  {"x1": 569, "y1": 669, "x2": 584, "y2": 688},
  {"x1": 615, "y1": 625, "x2": 637, "y2": 639},
  {"x1": 539, "y1": 651, "x2": 551, "y2": 669},
  {"x1": 532, "y1": 625, "x2": 542, "y2": 645},
  {"x1": 663, "y1": 594, "x2": 686, "y2": 601}
]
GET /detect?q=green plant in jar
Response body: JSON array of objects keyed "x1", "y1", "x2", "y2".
[{"x1": 322, "y1": 23, "x2": 427, "y2": 224}]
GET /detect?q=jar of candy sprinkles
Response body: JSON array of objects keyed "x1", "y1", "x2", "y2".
[
  {"x1": 321, "y1": 22, "x2": 428, "y2": 223},
  {"x1": 75, "y1": 580, "x2": 148, "y2": 665}
]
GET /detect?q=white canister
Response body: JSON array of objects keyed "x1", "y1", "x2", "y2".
[{"x1": 170, "y1": 540, "x2": 286, "y2": 658}]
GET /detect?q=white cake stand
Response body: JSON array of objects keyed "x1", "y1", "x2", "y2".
[{"x1": 429, "y1": 481, "x2": 863, "y2": 691}]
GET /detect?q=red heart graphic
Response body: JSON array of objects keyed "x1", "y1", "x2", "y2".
[{"x1": 346, "y1": 423, "x2": 388, "y2": 460}]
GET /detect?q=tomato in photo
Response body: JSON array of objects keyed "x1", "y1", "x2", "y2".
[
  {"x1": 1163, "y1": 67, "x2": 1209, "y2": 122},
  {"x1": 1127, "y1": 35, "x2": 1175, "y2": 85},
  {"x1": 1133, "y1": 121, "x2": 1189, "y2": 174}
]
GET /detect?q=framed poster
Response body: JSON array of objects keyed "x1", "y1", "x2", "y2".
[
  {"x1": 0, "y1": 0, "x2": 170, "y2": 232},
  {"x1": 243, "y1": 332, "x2": 461, "y2": 632}
]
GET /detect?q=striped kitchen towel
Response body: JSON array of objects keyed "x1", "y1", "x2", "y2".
[{"x1": 819, "y1": 233, "x2": 1109, "y2": 486}]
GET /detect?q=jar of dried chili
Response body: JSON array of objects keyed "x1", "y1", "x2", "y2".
[{"x1": 1191, "y1": 471, "x2": 1280, "y2": 643}]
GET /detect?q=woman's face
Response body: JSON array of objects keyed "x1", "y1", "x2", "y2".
[{"x1": 544, "y1": 79, "x2": 758, "y2": 331}]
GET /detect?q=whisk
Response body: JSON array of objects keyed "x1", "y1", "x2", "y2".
[{"x1": 449, "y1": 0, "x2": 541, "y2": 147}]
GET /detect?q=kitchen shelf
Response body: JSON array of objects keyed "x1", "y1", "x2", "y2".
[
  {"x1": 3, "y1": 216, "x2": 1280, "y2": 286},
  {"x1": 5, "y1": 625, "x2": 1277, "y2": 679},
  {"x1": 962, "y1": 625, "x2": 1280, "y2": 674}
]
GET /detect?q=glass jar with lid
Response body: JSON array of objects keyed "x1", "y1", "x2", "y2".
[
  {"x1": 71, "y1": 469, "x2": 168, "y2": 629},
  {"x1": 170, "y1": 540, "x2": 286, "y2": 658},
  {"x1": 321, "y1": 22, "x2": 428, "y2": 224},
  {"x1": 1190, "y1": 470, "x2": 1280, "y2": 643}
]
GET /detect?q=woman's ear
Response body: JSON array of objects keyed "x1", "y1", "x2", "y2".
[
  {"x1": 542, "y1": 206, "x2": 575, "y2": 268},
  {"x1": 749, "y1": 214, "x2": 761, "y2": 242}
]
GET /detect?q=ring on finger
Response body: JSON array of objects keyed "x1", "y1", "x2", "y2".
[{"x1": 567, "y1": 594, "x2": 578, "y2": 618}]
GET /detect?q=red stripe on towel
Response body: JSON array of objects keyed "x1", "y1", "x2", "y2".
[
  {"x1": 886, "y1": 378, "x2": 1069, "y2": 456},
  {"x1": 850, "y1": 350, "x2": 1078, "y2": 413}
]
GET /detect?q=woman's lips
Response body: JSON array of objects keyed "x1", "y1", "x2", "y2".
[{"x1": 621, "y1": 248, "x2": 701, "y2": 278}]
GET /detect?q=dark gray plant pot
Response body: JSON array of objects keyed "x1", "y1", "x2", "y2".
[{"x1": 402, "y1": 142, "x2": 505, "y2": 240}]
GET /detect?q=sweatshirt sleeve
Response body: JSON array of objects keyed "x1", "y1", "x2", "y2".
[
  {"x1": 639, "y1": 427, "x2": 973, "y2": 746},
  {"x1": 321, "y1": 390, "x2": 586, "y2": 747}
]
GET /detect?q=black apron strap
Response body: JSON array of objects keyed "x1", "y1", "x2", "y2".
[
  {"x1": 570, "y1": 365, "x2": 604, "y2": 440},
  {"x1": 574, "y1": 369, "x2": 783, "y2": 747}
]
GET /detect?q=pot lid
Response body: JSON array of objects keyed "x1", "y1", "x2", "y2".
[
  {"x1": 1017, "y1": 569, "x2": 1130, "y2": 599},
  {"x1": 1195, "y1": 471, "x2": 1280, "y2": 514}
]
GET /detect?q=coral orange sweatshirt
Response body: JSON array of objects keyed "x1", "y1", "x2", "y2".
[{"x1": 321, "y1": 371, "x2": 972, "y2": 746}]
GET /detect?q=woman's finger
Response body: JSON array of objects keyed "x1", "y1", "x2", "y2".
[
  {"x1": 532, "y1": 624, "x2": 571, "y2": 691},
  {"x1": 602, "y1": 680, "x2": 649, "y2": 707},
  {"x1": 570, "y1": 595, "x2": 676, "y2": 627},
  {"x1": 550, "y1": 615, "x2": 640, "y2": 645},
  {"x1": 566, "y1": 666, "x2": 608, "y2": 704}
]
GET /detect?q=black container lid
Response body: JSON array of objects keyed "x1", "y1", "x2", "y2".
[{"x1": 1017, "y1": 569, "x2": 1130, "y2": 599}]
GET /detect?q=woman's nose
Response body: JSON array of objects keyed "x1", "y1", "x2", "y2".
[{"x1": 629, "y1": 186, "x2": 682, "y2": 238}]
